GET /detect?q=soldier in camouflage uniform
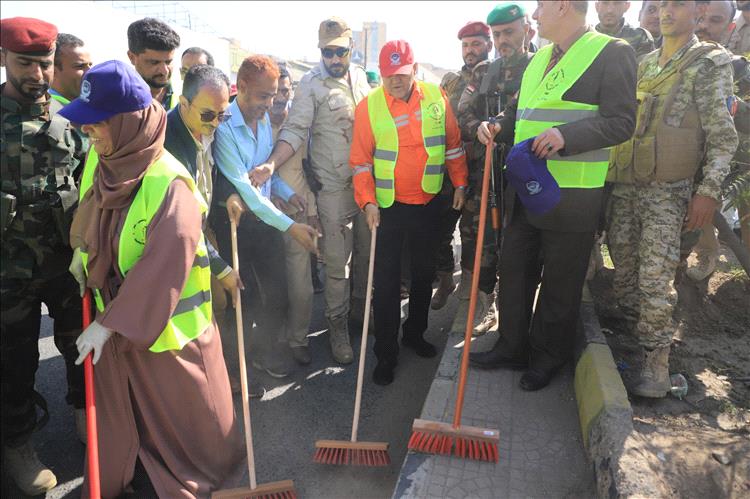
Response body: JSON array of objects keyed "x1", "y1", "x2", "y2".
[
  {"x1": 450, "y1": 3, "x2": 533, "y2": 335},
  {"x1": 431, "y1": 21, "x2": 492, "y2": 312},
  {"x1": 595, "y1": 0, "x2": 656, "y2": 59},
  {"x1": 686, "y1": 1, "x2": 750, "y2": 280},
  {"x1": 607, "y1": 0, "x2": 738, "y2": 398},
  {"x1": 1, "y1": 17, "x2": 85, "y2": 495}
]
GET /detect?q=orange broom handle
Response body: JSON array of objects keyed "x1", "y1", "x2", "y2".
[
  {"x1": 453, "y1": 126, "x2": 498, "y2": 428},
  {"x1": 82, "y1": 291, "x2": 101, "y2": 499}
]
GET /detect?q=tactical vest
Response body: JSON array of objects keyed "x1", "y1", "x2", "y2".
[
  {"x1": 80, "y1": 152, "x2": 213, "y2": 353},
  {"x1": 367, "y1": 82, "x2": 447, "y2": 208},
  {"x1": 609, "y1": 43, "x2": 724, "y2": 184},
  {"x1": 514, "y1": 31, "x2": 612, "y2": 189}
]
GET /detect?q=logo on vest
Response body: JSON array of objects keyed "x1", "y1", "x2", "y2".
[
  {"x1": 80, "y1": 80, "x2": 91, "y2": 102},
  {"x1": 132, "y1": 219, "x2": 148, "y2": 245},
  {"x1": 427, "y1": 102, "x2": 444, "y2": 121},
  {"x1": 544, "y1": 68, "x2": 565, "y2": 92},
  {"x1": 390, "y1": 52, "x2": 401, "y2": 65},
  {"x1": 526, "y1": 180, "x2": 542, "y2": 195}
]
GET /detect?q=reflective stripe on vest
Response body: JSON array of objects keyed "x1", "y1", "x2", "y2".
[
  {"x1": 81, "y1": 152, "x2": 212, "y2": 353},
  {"x1": 366, "y1": 81, "x2": 447, "y2": 208},
  {"x1": 514, "y1": 31, "x2": 612, "y2": 189}
]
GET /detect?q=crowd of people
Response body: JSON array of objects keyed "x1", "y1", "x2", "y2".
[{"x1": 1, "y1": 0, "x2": 748, "y2": 497}]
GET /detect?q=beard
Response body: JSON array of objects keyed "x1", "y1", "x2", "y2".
[
  {"x1": 146, "y1": 76, "x2": 170, "y2": 89},
  {"x1": 324, "y1": 61, "x2": 349, "y2": 78},
  {"x1": 463, "y1": 50, "x2": 489, "y2": 69},
  {"x1": 8, "y1": 74, "x2": 49, "y2": 100}
]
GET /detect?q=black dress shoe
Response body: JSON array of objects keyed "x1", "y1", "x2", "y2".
[
  {"x1": 372, "y1": 360, "x2": 396, "y2": 386},
  {"x1": 401, "y1": 335, "x2": 437, "y2": 358},
  {"x1": 469, "y1": 346, "x2": 527, "y2": 370},
  {"x1": 519, "y1": 368, "x2": 555, "y2": 391}
]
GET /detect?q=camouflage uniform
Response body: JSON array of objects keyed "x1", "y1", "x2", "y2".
[
  {"x1": 456, "y1": 51, "x2": 533, "y2": 294},
  {"x1": 596, "y1": 19, "x2": 655, "y2": 60},
  {"x1": 1, "y1": 86, "x2": 85, "y2": 445},
  {"x1": 607, "y1": 37, "x2": 738, "y2": 349},
  {"x1": 434, "y1": 66, "x2": 473, "y2": 274}
]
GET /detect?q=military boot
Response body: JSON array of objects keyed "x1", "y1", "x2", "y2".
[
  {"x1": 451, "y1": 280, "x2": 489, "y2": 335},
  {"x1": 631, "y1": 346, "x2": 671, "y2": 398},
  {"x1": 3, "y1": 441, "x2": 58, "y2": 495},
  {"x1": 430, "y1": 271, "x2": 456, "y2": 310},
  {"x1": 328, "y1": 316, "x2": 354, "y2": 364},
  {"x1": 473, "y1": 294, "x2": 497, "y2": 336}
]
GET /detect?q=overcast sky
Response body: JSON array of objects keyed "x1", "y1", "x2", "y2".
[{"x1": 2, "y1": 1, "x2": 644, "y2": 70}]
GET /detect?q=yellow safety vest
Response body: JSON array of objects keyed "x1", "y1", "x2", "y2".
[
  {"x1": 514, "y1": 31, "x2": 612, "y2": 189},
  {"x1": 367, "y1": 81, "x2": 447, "y2": 208},
  {"x1": 80, "y1": 152, "x2": 213, "y2": 353}
]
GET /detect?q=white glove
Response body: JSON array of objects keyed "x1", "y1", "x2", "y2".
[
  {"x1": 75, "y1": 320, "x2": 113, "y2": 365},
  {"x1": 69, "y1": 247, "x2": 86, "y2": 297}
]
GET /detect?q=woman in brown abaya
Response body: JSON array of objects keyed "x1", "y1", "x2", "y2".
[{"x1": 62, "y1": 60, "x2": 244, "y2": 498}]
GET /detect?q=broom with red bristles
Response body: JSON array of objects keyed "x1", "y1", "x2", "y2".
[
  {"x1": 408, "y1": 121, "x2": 501, "y2": 462},
  {"x1": 212, "y1": 220, "x2": 297, "y2": 499},
  {"x1": 313, "y1": 227, "x2": 390, "y2": 466}
]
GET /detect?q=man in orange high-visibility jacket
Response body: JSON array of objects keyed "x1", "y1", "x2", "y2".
[{"x1": 350, "y1": 40, "x2": 469, "y2": 386}]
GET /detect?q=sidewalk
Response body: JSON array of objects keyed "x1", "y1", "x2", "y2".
[{"x1": 393, "y1": 329, "x2": 595, "y2": 499}]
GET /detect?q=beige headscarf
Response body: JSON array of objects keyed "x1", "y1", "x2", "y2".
[{"x1": 71, "y1": 101, "x2": 167, "y2": 289}]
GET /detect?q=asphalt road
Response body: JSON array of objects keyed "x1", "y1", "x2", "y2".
[{"x1": 1, "y1": 269, "x2": 459, "y2": 499}]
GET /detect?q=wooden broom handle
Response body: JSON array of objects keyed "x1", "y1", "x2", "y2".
[
  {"x1": 453, "y1": 132, "x2": 497, "y2": 428},
  {"x1": 350, "y1": 226, "x2": 377, "y2": 442},
  {"x1": 231, "y1": 220, "x2": 257, "y2": 489}
]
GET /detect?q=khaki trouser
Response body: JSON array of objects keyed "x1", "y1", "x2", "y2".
[
  {"x1": 283, "y1": 211, "x2": 314, "y2": 347},
  {"x1": 316, "y1": 188, "x2": 371, "y2": 321}
]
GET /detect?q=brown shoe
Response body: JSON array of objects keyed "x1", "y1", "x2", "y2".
[{"x1": 430, "y1": 271, "x2": 456, "y2": 310}]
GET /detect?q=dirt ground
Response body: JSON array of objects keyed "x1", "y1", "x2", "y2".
[{"x1": 590, "y1": 246, "x2": 750, "y2": 499}]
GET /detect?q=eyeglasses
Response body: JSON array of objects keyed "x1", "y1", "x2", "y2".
[
  {"x1": 321, "y1": 47, "x2": 350, "y2": 59},
  {"x1": 199, "y1": 110, "x2": 232, "y2": 123}
]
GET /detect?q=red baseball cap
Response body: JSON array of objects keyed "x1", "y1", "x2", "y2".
[{"x1": 379, "y1": 40, "x2": 415, "y2": 78}]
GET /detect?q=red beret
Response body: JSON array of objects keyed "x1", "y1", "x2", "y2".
[
  {"x1": 457, "y1": 21, "x2": 490, "y2": 40},
  {"x1": 0, "y1": 17, "x2": 57, "y2": 54}
]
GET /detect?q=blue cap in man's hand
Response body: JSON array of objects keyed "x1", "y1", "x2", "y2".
[
  {"x1": 505, "y1": 138, "x2": 561, "y2": 215},
  {"x1": 59, "y1": 60, "x2": 152, "y2": 125}
]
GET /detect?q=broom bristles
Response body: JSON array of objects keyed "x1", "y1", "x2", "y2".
[
  {"x1": 211, "y1": 480, "x2": 296, "y2": 499},
  {"x1": 313, "y1": 440, "x2": 391, "y2": 466},
  {"x1": 408, "y1": 420, "x2": 500, "y2": 463}
]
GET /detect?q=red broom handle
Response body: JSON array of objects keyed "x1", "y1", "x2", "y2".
[
  {"x1": 82, "y1": 291, "x2": 101, "y2": 499},
  {"x1": 453, "y1": 130, "x2": 497, "y2": 428}
]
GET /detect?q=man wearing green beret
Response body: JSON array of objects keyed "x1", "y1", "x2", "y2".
[
  {"x1": 449, "y1": 3, "x2": 535, "y2": 335},
  {"x1": 595, "y1": 0, "x2": 655, "y2": 59}
]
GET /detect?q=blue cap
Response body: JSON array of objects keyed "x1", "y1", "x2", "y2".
[
  {"x1": 505, "y1": 138, "x2": 561, "y2": 215},
  {"x1": 59, "y1": 60, "x2": 152, "y2": 125}
]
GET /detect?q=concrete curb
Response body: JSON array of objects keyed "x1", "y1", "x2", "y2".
[{"x1": 575, "y1": 302, "x2": 662, "y2": 498}]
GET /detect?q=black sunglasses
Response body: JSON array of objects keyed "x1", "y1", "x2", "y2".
[
  {"x1": 321, "y1": 47, "x2": 350, "y2": 59},
  {"x1": 199, "y1": 110, "x2": 231, "y2": 123}
]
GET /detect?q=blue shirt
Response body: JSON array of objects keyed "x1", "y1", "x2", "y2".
[{"x1": 213, "y1": 100, "x2": 295, "y2": 232}]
